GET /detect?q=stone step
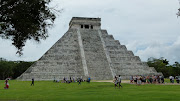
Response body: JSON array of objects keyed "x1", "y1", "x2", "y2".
[
  {"x1": 110, "y1": 56, "x2": 141, "y2": 62},
  {"x1": 114, "y1": 68, "x2": 158, "y2": 76},
  {"x1": 80, "y1": 30, "x2": 112, "y2": 80}
]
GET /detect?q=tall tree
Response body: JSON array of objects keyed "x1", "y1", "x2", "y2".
[
  {"x1": 0, "y1": 0, "x2": 56, "y2": 55},
  {"x1": 177, "y1": 0, "x2": 180, "y2": 17},
  {"x1": 147, "y1": 57, "x2": 180, "y2": 77},
  {"x1": 177, "y1": 8, "x2": 180, "y2": 17}
]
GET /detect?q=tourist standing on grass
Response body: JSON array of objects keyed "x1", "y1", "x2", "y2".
[
  {"x1": 78, "y1": 77, "x2": 81, "y2": 85},
  {"x1": 146, "y1": 76, "x2": 150, "y2": 83},
  {"x1": 137, "y1": 76, "x2": 141, "y2": 86},
  {"x1": 149, "y1": 76, "x2": 153, "y2": 84},
  {"x1": 87, "y1": 77, "x2": 91, "y2": 83},
  {"x1": 118, "y1": 75, "x2": 123, "y2": 88},
  {"x1": 133, "y1": 76, "x2": 137, "y2": 84},
  {"x1": 152, "y1": 75, "x2": 156, "y2": 84},
  {"x1": 31, "y1": 78, "x2": 34, "y2": 86},
  {"x1": 113, "y1": 76, "x2": 118, "y2": 88},
  {"x1": 142, "y1": 76, "x2": 146, "y2": 84},
  {"x1": 175, "y1": 75, "x2": 179, "y2": 84},
  {"x1": 161, "y1": 75, "x2": 164, "y2": 83},
  {"x1": 130, "y1": 76, "x2": 133, "y2": 83},
  {"x1": 157, "y1": 75, "x2": 160, "y2": 84},
  {"x1": 70, "y1": 77, "x2": 72, "y2": 82},
  {"x1": 4, "y1": 79, "x2": 9, "y2": 89},
  {"x1": 63, "y1": 77, "x2": 66, "y2": 83},
  {"x1": 73, "y1": 76, "x2": 75, "y2": 82},
  {"x1": 169, "y1": 76, "x2": 172, "y2": 83}
]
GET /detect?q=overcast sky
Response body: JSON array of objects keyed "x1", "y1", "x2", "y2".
[{"x1": 0, "y1": 0, "x2": 180, "y2": 64}]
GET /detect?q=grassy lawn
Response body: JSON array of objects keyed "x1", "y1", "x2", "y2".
[{"x1": 0, "y1": 80, "x2": 180, "y2": 101}]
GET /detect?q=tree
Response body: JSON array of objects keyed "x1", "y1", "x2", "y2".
[
  {"x1": 0, "y1": 58, "x2": 34, "y2": 80},
  {"x1": 147, "y1": 57, "x2": 180, "y2": 77},
  {"x1": 13, "y1": 61, "x2": 33, "y2": 79},
  {"x1": 173, "y1": 62, "x2": 180, "y2": 68},
  {"x1": 177, "y1": 0, "x2": 180, "y2": 17},
  {"x1": 0, "y1": 0, "x2": 57, "y2": 55},
  {"x1": 163, "y1": 59, "x2": 169, "y2": 65},
  {"x1": 177, "y1": 9, "x2": 180, "y2": 17}
]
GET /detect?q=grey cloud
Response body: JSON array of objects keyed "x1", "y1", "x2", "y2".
[
  {"x1": 133, "y1": 36, "x2": 180, "y2": 64},
  {"x1": 0, "y1": 0, "x2": 180, "y2": 63}
]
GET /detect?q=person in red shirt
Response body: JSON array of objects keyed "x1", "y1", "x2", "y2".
[{"x1": 4, "y1": 79, "x2": 9, "y2": 89}]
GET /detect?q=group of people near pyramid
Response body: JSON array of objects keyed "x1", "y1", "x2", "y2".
[
  {"x1": 169, "y1": 75, "x2": 180, "y2": 83},
  {"x1": 54, "y1": 76, "x2": 91, "y2": 85},
  {"x1": 129, "y1": 75, "x2": 164, "y2": 85},
  {"x1": 3, "y1": 74, "x2": 180, "y2": 90},
  {"x1": 113, "y1": 75, "x2": 123, "y2": 88},
  {"x1": 129, "y1": 75, "x2": 180, "y2": 85}
]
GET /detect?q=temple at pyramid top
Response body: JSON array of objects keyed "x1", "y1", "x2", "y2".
[
  {"x1": 69, "y1": 17, "x2": 101, "y2": 29},
  {"x1": 18, "y1": 17, "x2": 162, "y2": 81}
]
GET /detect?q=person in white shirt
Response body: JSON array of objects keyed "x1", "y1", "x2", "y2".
[
  {"x1": 118, "y1": 75, "x2": 123, "y2": 88},
  {"x1": 169, "y1": 76, "x2": 172, "y2": 83}
]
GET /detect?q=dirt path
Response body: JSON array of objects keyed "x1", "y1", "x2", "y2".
[{"x1": 93, "y1": 80, "x2": 129, "y2": 83}]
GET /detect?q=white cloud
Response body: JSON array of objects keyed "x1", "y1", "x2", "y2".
[
  {"x1": 128, "y1": 36, "x2": 180, "y2": 64},
  {"x1": 0, "y1": 0, "x2": 180, "y2": 63}
]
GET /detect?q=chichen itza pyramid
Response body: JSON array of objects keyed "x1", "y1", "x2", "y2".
[{"x1": 18, "y1": 17, "x2": 161, "y2": 80}]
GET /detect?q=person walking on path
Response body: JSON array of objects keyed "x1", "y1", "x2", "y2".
[
  {"x1": 113, "y1": 76, "x2": 118, "y2": 88},
  {"x1": 118, "y1": 75, "x2": 123, "y2": 88},
  {"x1": 31, "y1": 78, "x2": 34, "y2": 86},
  {"x1": 130, "y1": 76, "x2": 133, "y2": 83}
]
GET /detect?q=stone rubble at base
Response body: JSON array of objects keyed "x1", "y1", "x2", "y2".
[{"x1": 17, "y1": 17, "x2": 162, "y2": 81}]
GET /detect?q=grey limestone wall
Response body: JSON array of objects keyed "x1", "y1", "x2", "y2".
[
  {"x1": 101, "y1": 30, "x2": 160, "y2": 79},
  {"x1": 18, "y1": 29, "x2": 85, "y2": 80},
  {"x1": 79, "y1": 29, "x2": 112, "y2": 80},
  {"x1": 18, "y1": 17, "x2": 161, "y2": 81}
]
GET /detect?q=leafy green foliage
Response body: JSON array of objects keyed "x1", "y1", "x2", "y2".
[
  {"x1": 147, "y1": 57, "x2": 180, "y2": 78},
  {"x1": 177, "y1": 0, "x2": 180, "y2": 17},
  {"x1": 177, "y1": 8, "x2": 180, "y2": 17},
  {"x1": 0, "y1": 58, "x2": 34, "y2": 80},
  {"x1": 0, "y1": 0, "x2": 56, "y2": 55}
]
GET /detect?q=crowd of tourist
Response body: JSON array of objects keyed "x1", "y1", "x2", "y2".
[
  {"x1": 129, "y1": 75, "x2": 164, "y2": 85},
  {"x1": 54, "y1": 76, "x2": 91, "y2": 85},
  {"x1": 2, "y1": 74, "x2": 180, "y2": 90},
  {"x1": 129, "y1": 75, "x2": 180, "y2": 85},
  {"x1": 113, "y1": 75, "x2": 123, "y2": 88},
  {"x1": 169, "y1": 75, "x2": 180, "y2": 83}
]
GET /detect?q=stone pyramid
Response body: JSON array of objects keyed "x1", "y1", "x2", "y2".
[{"x1": 18, "y1": 17, "x2": 161, "y2": 80}]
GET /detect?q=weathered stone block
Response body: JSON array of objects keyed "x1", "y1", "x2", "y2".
[{"x1": 17, "y1": 17, "x2": 160, "y2": 81}]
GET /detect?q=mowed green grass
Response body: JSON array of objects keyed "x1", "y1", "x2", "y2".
[{"x1": 0, "y1": 80, "x2": 180, "y2": 101}]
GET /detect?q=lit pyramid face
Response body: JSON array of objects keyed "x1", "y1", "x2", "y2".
[{"x1": 18, "y1": 17, "x2": 160, "y2": 81}]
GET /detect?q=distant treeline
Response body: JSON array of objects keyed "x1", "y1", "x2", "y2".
[
  {"x1": 0, "y1": 58, "x2": 34, "y2": 80},
  {"x1": 147, "y1": 57, "x2": 180, "y2": 78}
]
